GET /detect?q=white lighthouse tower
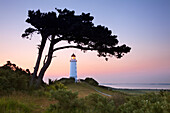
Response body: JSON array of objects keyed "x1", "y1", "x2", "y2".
[{"x1": 70, "y1": 53, "x2": 77, "y2": 82}]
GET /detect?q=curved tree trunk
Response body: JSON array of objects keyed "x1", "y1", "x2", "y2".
[
  {"x1": 36, "y1": 39, "x2": 54, "y2": 87},
  {"x1": 30, "y1": 34, "x2": 47, "y2": 86}
]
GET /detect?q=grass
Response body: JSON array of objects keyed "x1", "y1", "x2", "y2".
[
  {"x1": 1, "y1": 64, "x2": 169, "y2": 113},
  {"x1": 92, "y1": 85, "x2": 119, "y2": 95},
  {"x1": 60, "y1": 81, "x2": 163, "y2": 98},
  {"x1": 1, "y1": 91, "x2": 57, "y2": 113},
  {"x1": 65, "y1": 82, "x2": 129, "y2": 98},
  {"x1": 1, "y1": 82, "x2": 169, "y2": 113},
  {"x1": 0, "y1": 82, "x2": 120, "y2": 112},
  {"x1": 0, "y1": 97, "x2": 31, "y2": 113},
  {"x1": 113, "y1": 89, "x2": 166, "y2": 95},
  {"x1": 65, "y1": 82, "x2": 97, "y2": 98}
]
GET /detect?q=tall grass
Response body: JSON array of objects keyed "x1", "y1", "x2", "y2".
[
  {"x1": 1, "y1": 63, "x2": 169, "y2": 113},
  {"x1": 0, "y1": 97, "x2": 32, "y2": 113}
]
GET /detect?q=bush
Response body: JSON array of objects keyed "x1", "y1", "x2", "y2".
[
  {"x1": 84, "y1": 77, "x2": 99, "y2": 86},
  {"x1": 47, "y1": 90, "x2": 86, "y2": 113},
  {"x1": 58, "y1": 78, "x2": 75, "y2": 85},
  {"x1": 111, "y1": 92, "x2": 128, "y2": 107},
  {"x1": 47, "y1": 91, "x2": 116, "y2": 113},
  {"x1": 45, "y1": 87, "x2": 170, "y2": 113},
  {"x1": 45, "y1": 82, "x2": 67, "y2": 91},
  {"x1": 0, "y1": 68, "x2": 30, "y2": 94},
  {"x1": 85, "y1": 93, "x2": 115, "y2": 113},
  {"x1": 118, "y1": 92, "x2": 170, "y2": 113}
]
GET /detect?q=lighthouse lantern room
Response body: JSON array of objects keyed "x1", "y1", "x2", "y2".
[{"x1": 70, "y1": 53, "x2": 77, "y2": 82}]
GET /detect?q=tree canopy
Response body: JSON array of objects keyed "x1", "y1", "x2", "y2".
[
  {"x1": 22, "y1": 8, "x2": 130, "y2": 59},
  {"x1": 22, "y1": 8, "x2": 131, "y2": 86}
]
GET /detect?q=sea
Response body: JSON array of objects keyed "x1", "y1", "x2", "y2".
[{"x1": 100, "y1": 83, "x2": 170, "y2": 89}]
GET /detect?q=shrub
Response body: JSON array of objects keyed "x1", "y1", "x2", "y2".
[
  {"x1": 47, "y1": 91, "x2": 117, "y2": 113},
  {"x1": 58, "y1": 78, "x2": 75, "y2": 85},
  {"x1": 84, "y1": 77, "x2": 99, "y2": 86},
  {"x1": 118, "y1": 92, "x2": 170, "y2": 113},
  {"x1": 85, "y1": 93, "x2": 115, "y2": 113},
  {"x1": 54, "y1": 82, "x2": 67, "y2": 90},
  {"x1": 47, "y1": 90, "x2": 86, "y2": 113},
  {"x1": 45, "y1": 82, "x2": 67, "y2": 92},
  {"x1": 111, "y1": 92, "x2": 128, "y2": 107},
  {"x1": 0, "y1": 68, "x2": 30, "y2": 94}
]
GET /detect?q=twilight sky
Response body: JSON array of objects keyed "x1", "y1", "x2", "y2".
[{"x1": 0, "y1": 0, "x2": 170, "y2": 83}]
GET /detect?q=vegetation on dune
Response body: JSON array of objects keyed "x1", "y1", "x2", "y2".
[
  {"x1": 45, "y1": 88, "x2": 170, "y2": 113},
  {"x1": 46, "y1": 91, "x2": 116, "y2": 113},
  {"x1": 84, "y1": 77, "x2": 99, "y2": 86},
  {"x1": 118, "y1": 92, "x2": 170, "y2": 113},
  {"x1": 0, "y1": 62, "x2": 170, "y2": 113},
  {"x1": 0, "y1": 61, "x2": 31, "y2": 94},
  {"x1": 57, "y1": 77, "x2": 75, "y2": 85},
  {"x1": 0, "y1": 97, "x2": 32, "y2": 113}
]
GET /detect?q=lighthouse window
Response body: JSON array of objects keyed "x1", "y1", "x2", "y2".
[{"x1": 72, "y1": 57, "x2": 75, "y2": 59}]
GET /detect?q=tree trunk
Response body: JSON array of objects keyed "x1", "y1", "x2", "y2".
[
  {"x1": 36, "y1": 39, "x2": 54, "y2": 87},
  {"x1": 30, "y1": 35, "x2": 47, "y2": 86}
]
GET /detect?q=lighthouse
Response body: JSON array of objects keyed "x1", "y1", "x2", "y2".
[{"x1": 70, "y1": 53, "x2": 77, "y2": 82}]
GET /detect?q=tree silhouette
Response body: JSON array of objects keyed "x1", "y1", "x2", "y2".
[
  {"x1": 22, "y1": 10, "x2": 57, "y2": 86},
  {"x1": 22, "y1": 8, "x2": 131, "y2": 87}
]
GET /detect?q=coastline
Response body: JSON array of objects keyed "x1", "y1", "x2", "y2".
[
  {"x1": 98, "y1": 84, "x2": 170, "y2": 95},
  {"x1": 100, "y1": 83, "x2": 170, "y2": 90}
]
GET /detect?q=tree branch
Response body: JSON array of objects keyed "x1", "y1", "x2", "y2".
[
  {"x1": 54, "y1": 37, "x2": 63, "y2": 44},
  {"x1": 53, "y1": 45, "x2": 96, "y2": 52}
]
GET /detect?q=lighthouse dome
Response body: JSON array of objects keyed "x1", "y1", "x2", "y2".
[
  {"x1": 71, "y1": 53, "x2": 76, "y2": 57},
  {"x1": 71, "y1": 53, "x2": 76, "y2": 60}
]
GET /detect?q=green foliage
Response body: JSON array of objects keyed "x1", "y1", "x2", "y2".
[
  {"x1": 0, "y1": 68, "x2": 30, "y2": 94},
  {"x1": 84, "y1": 77, "x2": 99, "y2": 86},
  {"x1": 0, "y1": 97, "x2": 32, "y2": 113},
  {"x1": 50, "y1": 90, "x2": 78, "y2": 105},
  {"x1": 0, "y1": 64, "x2": 169, "y2": 113},
  {"x1": 46, "y1": 82, "x2": 67, "y2": 91},
  {"x1": 58, "y1": 78, "x2": 75, "y2": 85},
  {"x1": 47, "y1": 91, "x2": 116, "y2": 113},
  {"x1": 111, "y1": 91, "x2": 128, "y2": 107},
  {"x1": 0, "y1": 61, "x2": 31, "y2": 94},
  {"x1": 47, "y1": 90, "x2": 85, "y2": 113},
  {"x1": 46, "y1": 85, "x2": 56, "y2": 91},
  {"x1": 85, "y1": 93, "x2": 115, "y2": 113},
  {"x1": 54, "y1": 82, "x2": 67, "y2": 90},
  {"x1": 32, "y1": 89, "x2": 48, "y2": 97},
  {"x1": 27, "y1": 82, "x2": 68, "y2": 98},
  {"x1": 118, "y1": 92, "x2": 170, "y2": 113},
  {"x1": 46, "y1": 88, "x2": 170, "y2": 113}
]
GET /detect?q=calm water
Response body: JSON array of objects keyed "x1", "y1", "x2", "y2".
[{"x1": 100, "y1": 83, "x2": 170, "y2": 89}]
